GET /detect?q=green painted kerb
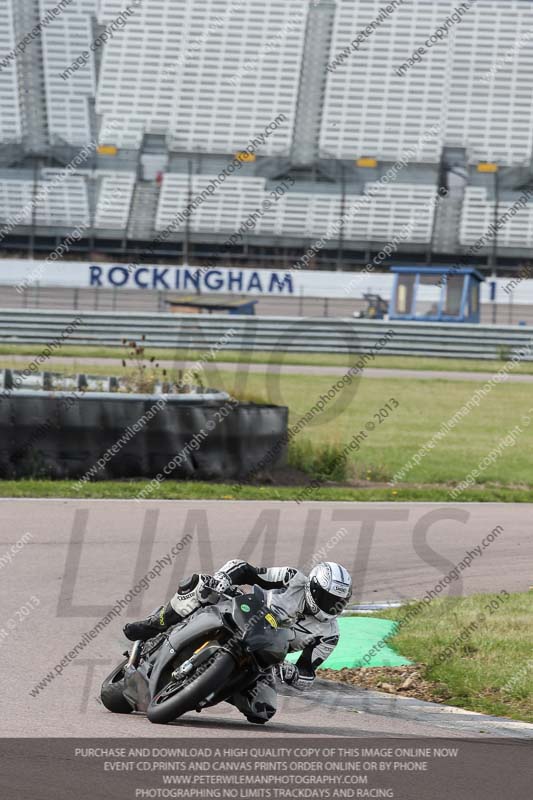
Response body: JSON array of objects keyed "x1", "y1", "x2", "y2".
[{"x1": 286, "y1": 617, "x2": 412, "y2": 670}]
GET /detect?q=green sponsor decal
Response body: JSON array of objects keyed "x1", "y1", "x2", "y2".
[{"x1": 240, "y1": 603, "x2": 251, "y2": 612}]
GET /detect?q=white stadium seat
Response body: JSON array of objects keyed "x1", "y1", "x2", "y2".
[
  {"x1": 156, "y1": 174, "x2": 436, "y2": 242},
  {"x1": 40, "y1": 0, "x2": 95, "y2": 145},
  {"x1": 0, "y1": 178, "x2": 34, "y2": 225},
  {"x1": 322, "y1": 0, "x2": 533, "y2": 166},
  {"x1": 94, "y1": 171, "x2": 136, "y2": 229},
  {"x1": 0, "y1": 0, "x2": 532, "y2": 253},
  {"x1": 0, "y1": 169, "x2": 135, "y2": 231},
  {"x1": 37, "y1": 168, "x2": 90, "y2": 226},
  {"x1": 96, "y1": 0, "x2": 305, "y2": 154},
  {"x1": 461, "y1": 187, "x2": 533, "y2": 248},
  {"x1": 322, "y1": 0, "x2": 445, "y2": 163},
  {"x1": 0, "y1": 0, "x2": 24, "y2": 143}
]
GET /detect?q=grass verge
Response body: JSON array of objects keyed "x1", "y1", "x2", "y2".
[
  {"x1": 3, "y1": 361, "x2": 533, "y2": 489},
  {"x1": 2, "y1": 351, "x2": 533, "y2": 498},
  {"x1": 0, "y1": 480, "x2": 532, "y2": 502},
  {"x1": 2, "y1": 343, "x2": 533, "y2": 375},
  {"x1": 341, "y1": 593, "x2": 533, "y2": 724}
]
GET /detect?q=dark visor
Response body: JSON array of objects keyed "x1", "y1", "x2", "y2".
[{"x1": 310, "y1": 578, "x2": 349, "y2": 615}]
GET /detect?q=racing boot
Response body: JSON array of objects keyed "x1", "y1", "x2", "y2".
[
  {"x1": 123, "y1": 601, "x2": 180, "y2": 642},
  {"x1": 123, "y1": 574, "x2": 216, "y2": 642}
]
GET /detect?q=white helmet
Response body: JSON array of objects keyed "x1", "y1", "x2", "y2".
[{"x1": 305, "y1": 562, "x2": 352, "y2": 622}]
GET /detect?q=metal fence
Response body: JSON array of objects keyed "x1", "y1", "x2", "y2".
[
  {"x1": 1, "y1": 284, "x2": 532, "y2": 325},
  {"x1": 1, "y1": 308, "x2": 532, "y2": 360}
]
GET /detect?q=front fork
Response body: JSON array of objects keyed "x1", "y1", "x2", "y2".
[
  {"x1": 169, "y1": 643, "x2": 258, "y2": 708},
  {"x1": 171, "y1": 642, "x2": 231, "y2": 682}
]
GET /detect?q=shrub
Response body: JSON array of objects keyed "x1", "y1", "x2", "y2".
[{"x1": 289, "y1": 439, "x2": 350, "y2": 482}]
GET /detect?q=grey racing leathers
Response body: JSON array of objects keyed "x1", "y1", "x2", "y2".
[{"x1": 169, "y1": 559, "x2": 340, "y2": 721}]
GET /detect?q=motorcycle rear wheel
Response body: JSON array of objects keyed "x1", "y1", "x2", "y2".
[
  {"x1": 147, "y1": 650, "x2": 236, "y2": 724},
  {"x1": 100, "y1": 659, "x2": 134, "y2": 714}
]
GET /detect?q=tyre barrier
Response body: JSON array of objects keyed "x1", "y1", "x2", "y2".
[
  {"x1": 0, "y1": 369, "x2": 225, "y2": 396},
  {"x1": 0, "y1": 390, "x2": 288, "y2": 482}
]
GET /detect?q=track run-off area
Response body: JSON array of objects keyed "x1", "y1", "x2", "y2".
[{"x1": 1, "y1": 499, "x2": 532, "y2": 739}]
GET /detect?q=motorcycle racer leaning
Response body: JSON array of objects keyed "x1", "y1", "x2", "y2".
[{"x1": 124, "y1": 559, "x2": 353, "y2": 724}]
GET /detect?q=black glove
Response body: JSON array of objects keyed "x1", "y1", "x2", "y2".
[
  {"x1": 211, "y1": 571, "x2": 232, "y2": 594},
  {"x1": 274, "y1": 662, "x2": 299, "y2": 685},
  {"x1": 274, "y1": 662, "x2": 314, "y2": 691},
  {"x1": 196, "y1": 574, "x2": 222, "y2": 604}
]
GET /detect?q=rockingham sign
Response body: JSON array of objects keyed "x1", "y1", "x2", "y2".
[
  {"x1": 0, "y1": 258, "x2": 393, "y2": 299},
  {"x1": 2, "y1": 259, "x2": 533, "y2": 303},
  {"x1": 89, "y1": 264, "x2": 295, "y2": 294}
]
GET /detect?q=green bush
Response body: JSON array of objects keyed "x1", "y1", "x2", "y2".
[{"x1": 289, "y1": 439, "x2": 350, "y2": 482}]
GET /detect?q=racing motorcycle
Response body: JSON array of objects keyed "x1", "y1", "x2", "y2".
[{"x1": 100, "y1": 585, "x2": 292, "y2": 724}]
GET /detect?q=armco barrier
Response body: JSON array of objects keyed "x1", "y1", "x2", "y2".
[
  {"x1": 0, "y1": 390, "x2": 288, "y2": 481},
  {"x1": 0, "y1": 309, "x2": 533, "y2": 360}
]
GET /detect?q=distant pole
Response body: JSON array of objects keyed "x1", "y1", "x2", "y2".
[
  {"x1": 428, "y1": 149, "x2": 447, "y2": 264},
  {"x1": 29, "y1": 157, "x2": 38, "y2": 259},
  {"x1": 490, "y1": 167, "x2": 499, "y2": 324},
  {"x1": 336, "y1": 162, "x2": 346, "y2": 271},
  {"x1": 91, "y1": 140, "x2": 97, "y2": 254},
  {"x1": 184, "y1": 158, "x2": 192, "y2": 268}
]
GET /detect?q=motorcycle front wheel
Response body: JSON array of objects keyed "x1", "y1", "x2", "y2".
[{"x1": 146, "y1": 650, "x2": 236, "y2": 725}]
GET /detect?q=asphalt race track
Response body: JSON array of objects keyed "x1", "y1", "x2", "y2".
[{"x1": 1, "y1": 499, "x2": 532, "y2": 739}]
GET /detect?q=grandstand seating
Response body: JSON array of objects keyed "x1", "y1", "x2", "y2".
[
  {"x1": 0, "y1": 0, "x2": 532, "y2": 257},
  {"x1": 156, "y1": 174, "x2": 436, "y2": 242},
  {"x1": 0, "y1": 172, "x2": 89, "y2": 228},
  {"x1": 94, "y1": 171, "x2": 135, "y2": 229},
  {"x1": 40, "y1": 3, "x2": 95, "y2": 146},
  {"x1": 3, "y1": 0, "x2": 533, "y2": 165},
  {"x1": 460, "y1": 187, "x2": 533, "y2": 248},
  {"x1": 97, "y1": 0, "x2": 305, "y2": 153},
  {"x1": 322, "y1": 0, "x2": 533, "y2": 166},
  {"x1": 0, "y1": 168, "x2": 135, "y2": 229},
  {"x1": 0, "y1": 166, "x2": 526, "y2": 254},
  {"x1": 0, "y1": 0, "x2": 24, "y2": 143},
  {"x1": 322, "y1": 0, "x2": 445, "y2": 163},
  {"x1": 446, "y1": 1, "x2": 533, "y2": 165},
  {"x1": 96, "y1": 0, "x2": 181, "y2": 149},
  {"x1": 36, "y1": 168, "x2": 90, "y2": 227},
  {"x1": 0, "y1": 174, "x2": 34, "y2": 225}
]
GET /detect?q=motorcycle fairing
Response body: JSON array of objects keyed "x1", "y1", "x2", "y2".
[
  {"x1": 232, "y1": 588, "x2": 292, "y2": 668},
  {"x1": 123, "y1": 604, "x2": 229, "y2": 711}
]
